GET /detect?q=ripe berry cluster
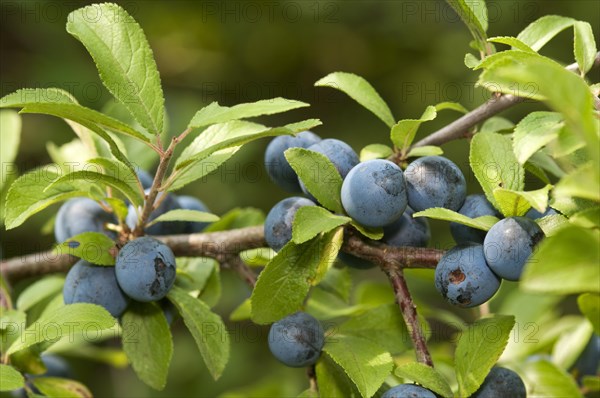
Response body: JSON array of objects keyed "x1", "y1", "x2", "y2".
[
  {"x1": 58, "y1": 170, "x2": 210, "y2": 317},
  {"x1": 264, "y1": 132, "x2": 431, "y2": 269},
  {"x1": 263, "y1": 132, "x2": 549, "y2": 307}
]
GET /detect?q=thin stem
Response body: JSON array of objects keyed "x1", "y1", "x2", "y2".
[
  {"x1": 382, "y1": 264, "x2": 433, "y2": 366},
  {"x1": 307, "y1": 364, "x2": 318, "y2": 394},
  {"x1": 411, "y1": 52, "x2": 600, "y2": 149},
  {"x1": 479, "y1": 301, "x2": 491, "y2": 317},
  {"x1": 133, "y1": 135, "x2": 180, "y2": 236},
  {"x1": 412, "y1": 94, "x2": 522, "y2": 148},
  {"x1": 220, "y1": 255, "x2": 257, "y2": 288},
  {"x1": 161, "y1": 128, "x2": 194, "y2": 191},
  {"x1": 341, "y1": 228, "x2": 436, "y2": 366}
]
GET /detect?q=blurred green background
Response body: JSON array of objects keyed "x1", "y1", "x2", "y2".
[{"x1": 1, "y1": 1, "x2": 598, "y2": 397}]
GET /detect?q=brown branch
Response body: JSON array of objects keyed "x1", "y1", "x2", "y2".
[
  {"x1": 383, "y1": 265, "x2": 433, "y2": 366},
  {"x1": 220, "y1": 255, "x2": 257, "y2": 288},
  {"x1": 342, "y1": 233, "x2": 444, "y2": 269},
  {"x1": 0, "y1": 226, "x2": 266, "y2": 282},
  {"x1": 342, "y1": 231, "x2": 437, "y2": 366},
  {"x1": 1, "y1": 225, "x2": 444, "y2": 366},
  {"x1": 412, "y1": 52, "x2": 600, "y2": 148},
  {"x1": 1, "y1": 226, "x2": 443, "y2": 283}
]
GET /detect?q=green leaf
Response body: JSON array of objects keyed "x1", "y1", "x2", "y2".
[
  {"x1": 512, "y1": 112, "x2": 564, "y2": 164},
  {"x1": 175, "y1": 257, "x2": 218, "y2": 293},
  {"x1": 292, "y1": 207, "x2": 350, "y2": 244},
  {"x1": 528, "y1": 151, "x2": 565, "y2": 179},
  {"x1": 569, "y1": 207, "x2": 600, "y2": 229},
  {"x1": 53, "y1": 232, "x2": 116, "y2": 266},
  {"x1": 0, "y1": 364, "x2": 24, "y2": 391},
  {"x1": 554, "y1": 163, "x2": 600, "y2": 202},
  {"x1": 492, "y1": 185, "x2": 552, "y2": 217},
  {"x1": 359, "y1": 144, "x2": 393, "y2": 161},
  {"x1": 578, "y1": 293, "x2": 600, "y2": 334},
  {"x1": 470, "y1": 132, "x2": 524, "y2": 207},
  {"x1": 87, "y1": 157, "x2": 141, "y2": 197},
  {"x1": 336, "y1": 304, "x2": 411, "y2": 354},
  {"x1": 390, "y1": 106, "x2": 436, "y2": 152},
  {"x1": 167, "y1": 286, "x2": 230, "y2": 380},
  {"x1": 6, "y1": 303, "x2": 115, "y2": 356},
  {"x1": 406, "y1": 145, "x2": 444, "y2": 158},
  {"x1": 285, "y1": 148, "x2": 344, "y2": 213},
  {"x1": 323, "y1": 335, "x2": 393, "y2": 398},
  {"x1": 198, "y1": 261, "x2": 221, "y2": 308},
  {"x1": 0, "y1": 89, "x2": 150, "y2": 143},
  {"x1": 188, "y1": 98, "x2": 309, "y2": 129},
  {"x1": 229, "y1": 299, "x2": 251, "y2": 322},
  {"x1": 67, "y1": 4, "x2": 164, "y2": 135},
  {"x1": 350, "y1": 222, "x2": 384, "y2": 240},
  {"x1": 71, "y1": 119, "x2": 136, "y2": 172},
  {"x1": 306, "y1": 287, "x2": 363, "y2": 320},
  {"x1": 16, "y1": 276, "x2": 65, "y2": 312},
  {"x1": 47, "y1": 140, "x2": 93, "y2": 174},
  {"x1": 522, "y1": 359, "x2": 583, "y2": 398},
  {"x1": 203, "y1": 207, "x2": 264, "y2": 232},
  {"x1": 434, "y1": 101, "x2": 469, "y2": 113},
  {"x1": 574, "y1": 22, "x2": 597, "y2": 75},
  {"x1": 147, "y1": 209, "x2": 219, "y2": 227},
  {"x1": 4, "y1": 167, "x2": 98, "y2": 230},
  {"x1": 394, "y1": 363, "x2": 453, "y2": 398},
  {"x1": 99, "y1": 101, "x2": 160, "y2": 168},
  {"x1": 455, "y1": 314, "x2": 515, "y2": 397},
  {"x1": 173, "y1": 119, "x2": 321, "y2": 171},
  {"x1": 479, "y1": 116, "x2": 514, "y2": 134},
  {"x1": 316, "y1": 355, "x2": 361, "y2": 398},
  {"x1": 104, "y1": 197, "x2": 129, "y2": 222},
  {"x1": 0, "y1": 87, "x2": 75, "y2": 105},
  {"x1": 551, "y1": 125, "x2": 586, "y2": 158},
  {"x1": 487, "y1": 36, "x2": 536, "y2": 53},
  {"x1": 552, "y1": 319, "x2": 594, "y2": 369},
  {"x1": 478, "y1": 52, "x2": 599, "y2": 164},
  {"x1": 63, "y1": 118, "x2": 99, "y2": 159},
  {"x1": 464, "y1": 53, "x2": 479, "y2": 68},
  {"x1": 251, "y1": 236, "x2": 331, "y2": 324},
  {"x1": 446, "y1": 0, "x2": 488, "y2": 51},
  {"x1": 167, "y1": 147, "x2": 239, "y2": 192},
  {"x1": 315, "y1": 353, "x2": 361, "y2": 398},
  {"x1": 0, "y1": 110, "x2": 21, "y2": 192},
  {"x1": 521, "y1": 226, "x2": 600, "y2": 294},
  {"x1": 318, "y1": 267, "x2": 352, "y2": 303},
  {"x1": 517, "y1": 15, "x2": 575, "y2": 51},
  {"x1": 175, "y1": 258, "x2": 221, "y2": 307},
  {"x1": 121, "y1": 302, "x2": 173, "y2": 390},
  {"x1": 48, "y1": 169, "x2": 142, "y2": 208},
  {"x1": 312, "y1": 228, "x2": 344, "y2": 286},
  {"x1": 31, "y1": 377, "x2": 92, "y2": 398},
  {"x1": 315, "y1": 72, "x2": 395, "y2": 128},
  {"x1": 413, "y1": 207, "x2": 498, "y2": 230},
  {"x1": 1, "y1": 310, "x2": 25, "y2": 357},
  {"x1": 0, "y1": 275, "x2": 14, "y2": 310},
  {"x1": 536, "y1": 214, "x2": 568, "y2": 236},
  {"x1": 240, "y1": 248, "x2": 276, "y2": 267},
  {"x1": 346, "y1": 225, "x2": 375, "y2": 247}
]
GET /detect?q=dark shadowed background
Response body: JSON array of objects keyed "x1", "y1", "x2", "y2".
[{"x1": 1, "y1": 1, "x2": 599, "y2": 396}]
